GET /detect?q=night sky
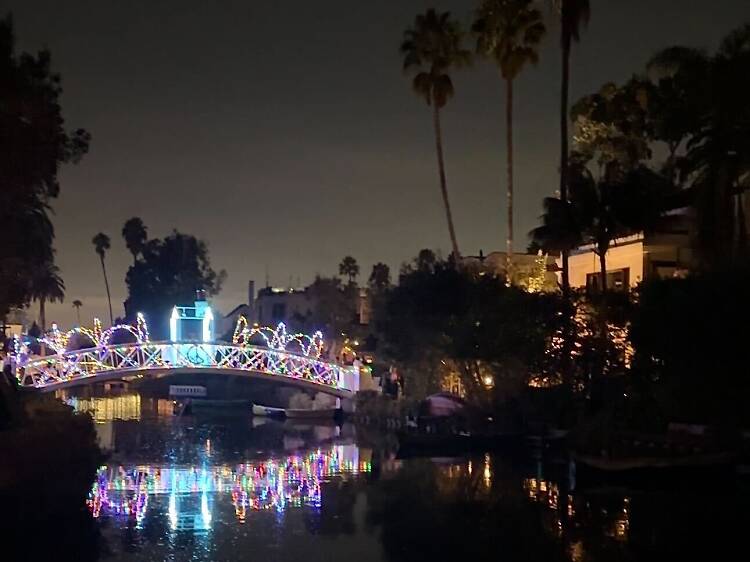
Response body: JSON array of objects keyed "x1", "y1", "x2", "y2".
[{"x1": 6, "y1": 0, "x2": 749, "y2": 326}]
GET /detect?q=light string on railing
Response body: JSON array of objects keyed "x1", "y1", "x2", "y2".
[{"x1": 231, "y1": 316, "x2": 324, "y2": 359}]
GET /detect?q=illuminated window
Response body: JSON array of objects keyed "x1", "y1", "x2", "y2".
[{"x1": 586, "y1": 268, "x2": 630, "y2": 293}]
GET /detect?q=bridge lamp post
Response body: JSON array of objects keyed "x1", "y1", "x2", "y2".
[
  {"x1": 170, "y1": 307, "x2": 179, "y2": 343},
  {"x1": 202, "y1": 308, "x2": 214, "y2": 343}
]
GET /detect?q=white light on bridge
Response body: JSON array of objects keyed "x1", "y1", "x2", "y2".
[
  {"x1": 202, "y1": 307, "x2": 214, "y2": 343},
  {"x1": 170, "y1": 307, "x2": 179, "y2": 343}
]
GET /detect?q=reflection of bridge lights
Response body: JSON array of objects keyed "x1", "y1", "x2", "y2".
[{"x1": 88, "y1": 445, "x2": 369, "y2": 528}]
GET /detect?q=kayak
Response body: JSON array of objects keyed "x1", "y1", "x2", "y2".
[{"x1": 252, "y1": 404, "x2": 286, "y2": 418}]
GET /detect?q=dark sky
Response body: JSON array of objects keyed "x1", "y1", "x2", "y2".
[{"x1": 6, "y1": 0, "x2": 749, "y2": 326}]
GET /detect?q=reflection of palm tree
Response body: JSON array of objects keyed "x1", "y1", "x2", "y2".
[
  {"x1": 473, "y1": 0, "x2": 545, "y2": 274},
  {"x1": 72, "y1": 299, "x2": 83, "y2": 325},
  {"x1": 401, "y1": 9, "x2": 471, "y2": 260},
  {"x1": 92, "y1": 232, "x2": 113, "y2": 325}
]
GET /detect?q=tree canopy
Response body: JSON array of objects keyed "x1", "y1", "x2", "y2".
[
  {"x1": 124, "y1": 228, "x2": 226, "y2": 338},
  {"x1": 0, "y1": 15, "x2": 89, "y2": 318}
]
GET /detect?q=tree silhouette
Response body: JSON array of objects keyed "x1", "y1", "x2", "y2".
[
  {"x1": 29, "y1": 261, "x2": 64, "y2": 335},
  {"x1": 369, "y1": 263, "x2": 391, "y2": 291},
  {"x1": 401, "y1": 9, "x2": 471, "y2": 260},
  {"x1": 648, "y1": 23, "x2": 750, "y2": 267},
  {"x1": 0, "y1": 15, "x2": 89, "y2": 318},
  {"x1": 124, "y1": 230, "x2": 225, "y2": 339},
  {"x1": 473, "y1": 0, "x2": 546, "y2": 274},
  {"x1": 72, "y1": 299, "x2": 83, "y2": 325},
  {"x1": 92, "y1": 232, "x2": 113, "y2": 325},
  {"x1": 550, "y1": 0, "x2": 591, "y2": 297},
  {"x1": 122, "y1": 217, "x2": 148, "y2": 265},
  {"x1": 338, "y1": 256, "x2": 360, "y2": 285}
]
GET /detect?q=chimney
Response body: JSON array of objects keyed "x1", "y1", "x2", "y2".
[{"x1": 248, "y1": 280, "x2": 255, "y2": 319}]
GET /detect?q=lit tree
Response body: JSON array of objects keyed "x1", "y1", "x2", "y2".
[{"x1": 526, "y1": 251, "x2": 548, "y2": 293}]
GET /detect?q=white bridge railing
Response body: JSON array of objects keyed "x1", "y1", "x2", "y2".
[{"x1": 17, "y1": 342, "x2": 359, "y2": 397}]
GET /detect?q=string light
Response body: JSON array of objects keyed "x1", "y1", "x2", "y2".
[
  {"x1": 526, "y1": 251, "x2": 548, "y2": 293},
  {"x1": 231, "y1": 316, "x2": 324, "y2": 359}
]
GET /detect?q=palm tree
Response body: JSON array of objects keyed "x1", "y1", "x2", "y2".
[
  {"x1": 552, "y1": 0, "x2": 590, "y2": 297},
  {"x1": 401, "y1": 9, "x2": 471, "y2": 260},
  {"x1": 338, "y1": 256, "x2": 360, "y2": 285},
  {"x1": 92, "y1": 232, "x2": 113, "y2": 324},
  {"x1": 29, "y1": 261, "x2": 65, "y2": 355},
  {"x1": 72, "y1": 299, "x2": 83, "y2": 325},
  {"x1": 531, "y1": 160, "x2": 671, "y2": 293},
  {"x1": 122, "y1": 217, "x2": 147, "y2": 265},
  {"x1": 473, "y1": 0, "x2": 546, "y2": 275}
]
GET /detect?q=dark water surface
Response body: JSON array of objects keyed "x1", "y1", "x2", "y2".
[{"x1": 11, "y1": 393, "x2": 750, "y2": 562}]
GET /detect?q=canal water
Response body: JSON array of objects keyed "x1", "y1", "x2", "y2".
[{"x1": 39, "y1": 393, "x2": 750, "y2": 561}]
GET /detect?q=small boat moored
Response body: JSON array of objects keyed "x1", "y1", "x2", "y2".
[{"x1": 252, "y1": 404, "x2": 286, "y2": 419}]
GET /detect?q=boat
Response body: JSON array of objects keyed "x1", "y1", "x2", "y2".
[
  {"x1": 252, "y1": 404, "x2": 286, "y2": 419},
  {"x1": 177, "y1": 398, "x2": 250, "y2": 415},
  {"x1": 190, "y1": 398, "x2": 250, "y2": 408},
  {"x1": 573, "y1": 451, "x2": 737, "y2": 472},
  {"x1": 285, "y1": 408, "x2": 340, "y2": 420}
]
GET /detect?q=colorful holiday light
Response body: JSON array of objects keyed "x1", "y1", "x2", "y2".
[
  {"x1": 231, "y1": 316, "x2": 324, "y2": 359},
  {"x1": 87, "y1": 445, "x2": 370, "y2": 524}
]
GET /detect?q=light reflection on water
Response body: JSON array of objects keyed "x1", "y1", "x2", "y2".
[
  {"x1": 88, "y1": 445, "x2": 371, "y2": 530},
  {"x1": 51, "y1": 392, "x2": 750, "y2": 562}
]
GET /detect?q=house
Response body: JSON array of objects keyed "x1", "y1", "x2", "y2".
[
  {"x1": 461, "y1": 250, "x2": 558, "y2": 291},
  {"x1": 563, "y1": 209, "x2": 694, "y2": 292}
]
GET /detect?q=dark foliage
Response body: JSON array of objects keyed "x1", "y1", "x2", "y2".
[
  {"x1": 0, "y1": 15, "x2": 89, "y2": 317},
  {"x1": 124, "y1": 228, "x2": 225, "y2": 339},
  {"x1": 630, "y1": 270, "x2": 750, "y2": 425}
]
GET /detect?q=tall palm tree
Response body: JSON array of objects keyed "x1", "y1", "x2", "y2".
[
  {"x1": 552, "y1": 0, "x2": 590, "y2": 297},
  {"x1": 72, "y1": 299, "x2": 83, "y2": 325},
  {"x1": 122, "y1": 217, "x2": 148, "y2": 265},
  {"x1": 401, "y1": 9, "x2": 471, "y2": 260},
  {"x1": 29, "y1": 261, "x2": 65, "y2": 355},
  {"x1": 473, "y1": 0, "x2": 546, "y2": 275},
  {"x1": 92, "y1": 232, "x2": 114, "y2": 325}
]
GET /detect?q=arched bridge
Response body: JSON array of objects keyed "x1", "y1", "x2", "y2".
[{"x1": 12, "y1": 316, "x2": 359, "y2": 398}]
